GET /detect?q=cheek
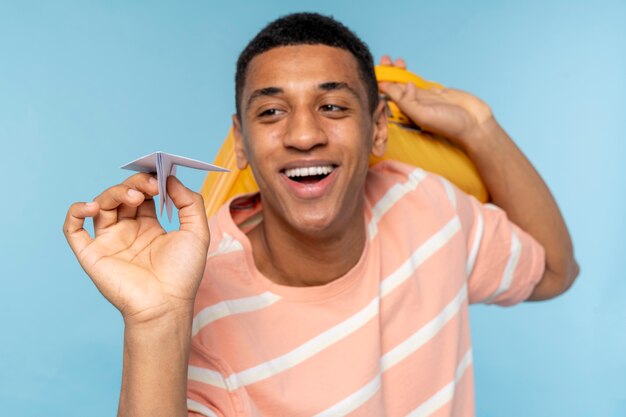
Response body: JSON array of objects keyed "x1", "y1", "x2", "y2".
[
  {"x1": 243, "y1": 128, "x2": 287, "y2": 182},
  {"x1": 244, "y1": 126, "x2": 284, "y2": 158},
  {"x1": 325, "y1": 120, "x2": 373, "y2": 158}
]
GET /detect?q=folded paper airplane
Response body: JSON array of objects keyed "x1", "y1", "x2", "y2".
[{"x1": 121, "y1": 151, "x2": 228, "y2": 221}]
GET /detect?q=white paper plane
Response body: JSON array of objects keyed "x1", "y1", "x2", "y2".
[{"x1": 121, "y1": 151, "x2": 229, "y2": 221}]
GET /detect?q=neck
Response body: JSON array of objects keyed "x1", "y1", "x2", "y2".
[{"x1": 248, "y1": 202, "x2": 367, "y2": 288}]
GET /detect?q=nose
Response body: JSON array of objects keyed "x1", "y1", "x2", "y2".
[{"x1": 284, "y1": 107, "x2": 327, "y2": 151}]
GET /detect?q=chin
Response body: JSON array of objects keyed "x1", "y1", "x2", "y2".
[
  {"x1": 288, "y1": 209, "x2": 343, "y2": 238},
  {"x1": 294, "y1": 213, "x2": 335, "y2": 233}
]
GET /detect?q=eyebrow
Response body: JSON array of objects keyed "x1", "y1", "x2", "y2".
[
  {"x1": 247, "y1": 87, "x2": 283, "y2": 110},
  {"x1": 245, "y1": 81, "x2": 361, "y2": 111},
  {"x1": 318, "y1": 82, "x2": 361, "y2": 101}
]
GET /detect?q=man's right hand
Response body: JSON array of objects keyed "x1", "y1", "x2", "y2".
[{"x1": 63, "y1": 173, "x2": 210, "y2": 326}]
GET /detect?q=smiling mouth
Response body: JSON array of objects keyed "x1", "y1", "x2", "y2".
[{"x1": 282, "y1": 165, "x2": 336, "y2": 185}]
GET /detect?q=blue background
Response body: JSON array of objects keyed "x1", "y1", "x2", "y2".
[{"x1": 1, "y1": 1, "x2": 625, "y2": 416}]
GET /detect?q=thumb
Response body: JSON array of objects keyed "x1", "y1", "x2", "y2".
[
  {"x1": 380, "y1": 82, "x2": 437, "y2": 128},
  {"x1": 378, "y1": 81, "x2": 407, "y2": 104},
  {"x1": 166, "y1": 175, "x2": 209, "y2": 243}
]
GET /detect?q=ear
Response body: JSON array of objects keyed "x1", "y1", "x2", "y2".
[
  {"x1": 232, "y1": 114, "x2": 249, "y2": 170},
  {"x1": 371, "y1": 100, "x2": 388, "y2": 158}
]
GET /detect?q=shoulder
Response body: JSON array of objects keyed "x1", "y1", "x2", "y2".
[
  {"x1": 364, "y1": 160, "x2": 466, "y2": 245},
  {"x1": 365, "y1": 160, "x2": 490, "y2": 246}
]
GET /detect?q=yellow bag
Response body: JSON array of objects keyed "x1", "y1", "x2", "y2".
[{"x1": 201, "y1": 66, "x2": 488, "y2": 218}]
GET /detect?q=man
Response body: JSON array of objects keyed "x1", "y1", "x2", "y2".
[{"x1": 64, "y1": 12, "x2": 578, "y2": 417}]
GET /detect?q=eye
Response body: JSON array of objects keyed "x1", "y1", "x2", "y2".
[
  {"x1": 258, "y1": 108, "x2": 284, "y2": 118},
  {"x1": 320, "y1": 104, "x2": 346, "y2": 112}
]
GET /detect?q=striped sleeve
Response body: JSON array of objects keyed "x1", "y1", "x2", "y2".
[{"x1": 453, "y1": 184, "x2": 546, "y2": 306}]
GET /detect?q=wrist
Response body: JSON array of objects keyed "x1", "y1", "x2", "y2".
[
  {"x1": 123, "y1": 312, "x2": 193, "y2": 355},
  {"x1": 123, "y1": 301, "x2": 194, "y2": 332},
  {"x1": 462, "y1": 116, "x2": 506, "y2": 156}
]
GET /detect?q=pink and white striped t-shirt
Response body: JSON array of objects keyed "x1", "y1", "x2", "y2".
[{"x1": 187, "y1": 160, "x2": 545, "y2": 417}]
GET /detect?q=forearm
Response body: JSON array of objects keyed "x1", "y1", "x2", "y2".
[
  {"x1": 464, "y1": 118, "x2": 579, "y2": 300},
  {"x1": 118, "y1": 308, "x2": 193, "y2": 417}
]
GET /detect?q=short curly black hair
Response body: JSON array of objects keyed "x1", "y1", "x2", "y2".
[{"x1": 235, "y1": 12, "x2": 379, "y2": 118}]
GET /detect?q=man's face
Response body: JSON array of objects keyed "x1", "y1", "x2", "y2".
[{"x1": 233, "y1": 44, "x2": 387, "y2": 236}]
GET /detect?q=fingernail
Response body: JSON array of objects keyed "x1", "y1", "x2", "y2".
[
  {"x1": 85, "y1": 201, "x2": 96, "y2": 208},
  {"x1": 149, "y1": 176, "x2": 157, "y2": 185},
  {"x1": 127, "y1": 189, "x2": 142, "y2": 197}
]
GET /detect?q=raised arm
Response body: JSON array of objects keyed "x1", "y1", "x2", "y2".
[
  {"x1": 378, "y1": 57, "x2": 579, "y2": 300},
  {"x1": 63, "y1": 173, "x2": 210, "y2": 416}
]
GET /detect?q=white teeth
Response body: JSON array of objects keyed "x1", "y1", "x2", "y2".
[{"x1": 284, "y1": 165, "x2": 335, "y2": 178}]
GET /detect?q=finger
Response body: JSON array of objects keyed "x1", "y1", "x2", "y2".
[
  {"x1": 379, "y1": 82, "x2": 445, "y2": 129},
  {"x1": 394, "y1": 57, "x2": 407, "y2": 69},
  {"x1": 64, "y1": 201, "x2": 98, "y2": 257},
  {"x1": 136, "y1": 197, "x2": 158, "y2": 219},
  {"x1": 122, "y1": 173, "x2": 159, "y2": 196},
  {"x1": 118, "y1": 174, "x2": 159, "y2": 220},
  {"x1": 93, "y1": 174, "x2": 158, "y2": 229},
  {"x1": 405, "y1": 81, "x2": 417, "y2": 97},
  {"x1": 93, "y1": 185, "x2": 145, "y2": 231},
  {"x1": 379, "y1": 55, "x2": 392, "y2": 66},
  {"x1": 167, "y1": 176, "x2": 209, "y2": 243},
  {"x1": 118, "y1": 200, "x2": 141, "y2": 220},
  {"x1": 378, "y1": 81, "x2": 407, "y2": 103},
  {"x1": 381, "y1": 80, "x2": 433, "y2": 106}
]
